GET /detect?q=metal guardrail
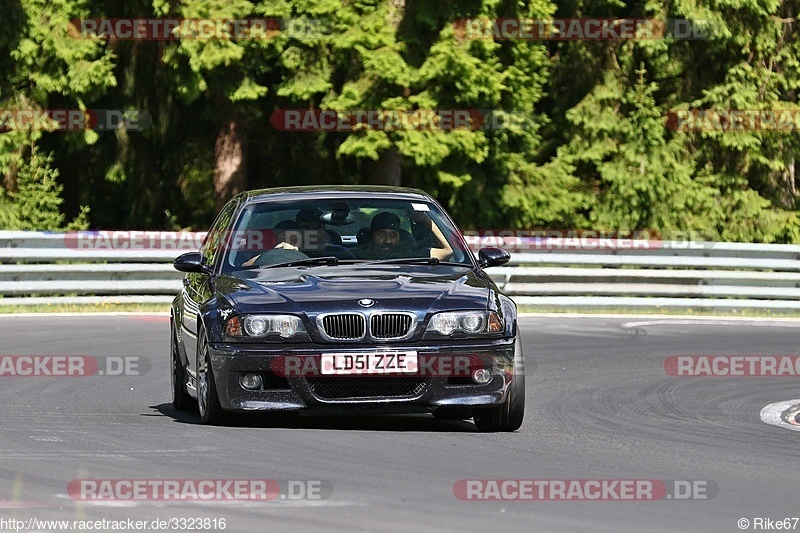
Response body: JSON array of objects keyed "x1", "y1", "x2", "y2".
[
  {"x1": 1, "y1": 231, "x2": 799, "y2": 310},
  {"x1": 0, "y1": 231, "x2": 193, "y2": 305}
]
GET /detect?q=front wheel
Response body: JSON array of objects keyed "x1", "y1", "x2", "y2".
[
  {"x1": 196, "y1": 325, "x2": 226, "y2": 425},
  {"x1": 473, "y1": 341, "x2": 525, "y2": 432}
]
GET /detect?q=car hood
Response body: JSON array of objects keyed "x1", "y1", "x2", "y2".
[{"x1": 218, "y1": 265, "x2": 492, "y2": 314}]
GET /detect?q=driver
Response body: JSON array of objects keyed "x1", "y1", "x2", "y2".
[
  {"x1": 295, "y1": 207, "x2": 356, "y2": 260},
  {"x1": 241, "y1": 220, "x2": 308, "y2": 267}
]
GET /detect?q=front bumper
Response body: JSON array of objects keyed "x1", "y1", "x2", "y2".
[{"x1": 206, "y1": 338, "x2": 517, "y2": 414}]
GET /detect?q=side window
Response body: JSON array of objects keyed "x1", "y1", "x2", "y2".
[{"x1": 201, "y1": 200, "x2": 239, "y2": 267}]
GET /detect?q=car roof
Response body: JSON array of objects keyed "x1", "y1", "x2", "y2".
[{"x1": 234, "y1": 185, "x2": 434, "y2": 205}]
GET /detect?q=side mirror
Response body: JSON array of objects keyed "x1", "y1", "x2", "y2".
[
  {"x1": 478, "y1": 247, "x2": 511, "y2": 268},
  {"x1": 174, "y1": 252, "x2": 212, "y2": 274}
]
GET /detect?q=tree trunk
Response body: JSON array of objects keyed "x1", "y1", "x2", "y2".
[
  {"x1": 213, "y1": 116, "x2": 247, "y2": 211},
  {"x1": 365, "y1": 149, "x2": 402, "y2": 186},
  {"x1": 3, "y1": 165, "x2": 18, "y2": 195},
  {"x1": 2, "y1": 144, "x2": 24, "y2": 194}
]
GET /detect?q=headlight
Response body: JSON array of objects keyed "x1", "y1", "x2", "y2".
[
  {"x1": 273, "y1": 315, "x2": 301, "y2": 337},
  {"x1": 427, "y1": 311, "x2": 503, "y2": 335},
  {"x1": 461, "y1": 313, "x2": 485, "y2": 333},
  {"x1": 431, "y1": 313, "x2": 460, "y2": 335},
  {"x1": 226, "y1": 314, "x2": 306, "y2": 338},
  {"x1": 245, "y1": 316, "x2": 269, "y2": 336}
]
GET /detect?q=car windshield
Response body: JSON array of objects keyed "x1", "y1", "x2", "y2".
[{"x1": 220, "y1": 197, "x2": 473, "y2": 271}]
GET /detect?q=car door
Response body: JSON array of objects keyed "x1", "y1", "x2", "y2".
[{"x1": 180, "y1": 199, "x2": 239, "y2": 379}]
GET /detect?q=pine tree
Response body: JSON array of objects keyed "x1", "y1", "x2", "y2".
[
  {"x1": 11, "y1": 143, "x2": 89, "y2": 231},
  {"x1": 0, "y1": 0, "x2": 112, "y2": 230}
]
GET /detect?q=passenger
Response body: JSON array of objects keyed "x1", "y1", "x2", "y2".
[
  {"x1": 408, "y1": 209, "x2": 441, "y2": 249},
  {"x1": 408, "y1": 211, "x2": 454, "y2": 260}
]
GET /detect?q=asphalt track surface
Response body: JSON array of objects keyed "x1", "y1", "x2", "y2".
[{"x1": 0, "y1": 314, "x2": 799, "y2": 532}]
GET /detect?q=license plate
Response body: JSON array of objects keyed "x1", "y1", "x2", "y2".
[{"x1": 320, "y1": 352, "x2": 418, "y2": 375}]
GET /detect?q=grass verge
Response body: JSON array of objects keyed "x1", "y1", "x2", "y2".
[
  {"x1": 518, "y1": 306, "x2": 800, "y2": 318},
  {"x1": 0, "y1": 303, "x2": 170, "y2": 314}
]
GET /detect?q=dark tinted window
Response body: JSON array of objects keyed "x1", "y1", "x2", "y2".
[
  {"x1": 221, "y1": 197, "x2": 472, "y2": 270},
  {"x1": 201, "y1": 199, "x2": 239, "y2": 267}
]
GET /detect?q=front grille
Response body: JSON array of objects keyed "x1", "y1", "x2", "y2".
[
  {"x1": 370, "y1": 313, "x2": 414, "y2": 339},
  {"x1": 306, "y1": 377, "x2": 427, "y2": 400},
  {"x1": 320, "y1": 314, "x2": 366, "y2": 340}
]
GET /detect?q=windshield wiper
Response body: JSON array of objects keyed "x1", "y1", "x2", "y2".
[
  {"x1": 259, "y1": 256, "x2": 339, "y2": 269},
  {"x1": 359, "y1": 257, "x2": 466, "y2": 266}
]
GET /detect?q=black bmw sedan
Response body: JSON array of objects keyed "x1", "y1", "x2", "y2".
[{"x1": 170, "y1": 186, "x2": 524, "y2": 432}]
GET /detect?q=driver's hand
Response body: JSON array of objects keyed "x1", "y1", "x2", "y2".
[{"x1": 274, "y1": 241, "x2": 299, "y2": 251}]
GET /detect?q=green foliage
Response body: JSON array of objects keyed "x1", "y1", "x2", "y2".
[
  {"x1": 4, "y1": 143, "x2": 89, "y2": 231},
  {"x1": 544, "y1": 0, "x2": 800, "y2": 241},
  {"x1": 6, "y1": 0, "x2": 116, "y2": 103},
  {"x1": 560, "y1": 65, "x2": 699, "y2": 231},
  {"x1": 1, "y1": 0, "x2": 800, "y2": 242},
  {"x1": 0, "y1": 191, "x2": 21, "y2": 229},
  {"x1": 0, "y1": 0, "x2": 114, "y2": 230},
  {"x1": 177, "y1": 139, "x2": 217, "y2": 228}
]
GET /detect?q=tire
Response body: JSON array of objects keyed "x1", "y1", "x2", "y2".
[
  {"x1": 171, "y1": 320, "x2": 195, "y2": 411},
  {"x1": 196, "y1": 324, "x2": 226, "y2": 425},
  {"x1": 473, "y1": 340, "x2": 525, "y2": 432},
  {"x1": 433, "y1": 407, "x2": 473, "y2": 420}
]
